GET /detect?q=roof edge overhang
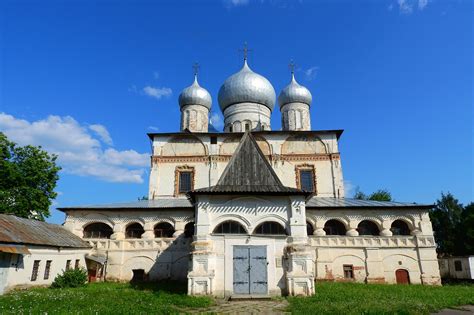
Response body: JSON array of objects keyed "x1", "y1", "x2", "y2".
[{"x1": 306, "y1": 204, "x2": 434, "y2": 210}]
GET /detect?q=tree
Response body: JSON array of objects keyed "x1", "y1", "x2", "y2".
[
  {"x1": 429, "y1": 192, "x2": 465, "y2": 256},
  {"x1": 0, "y1": 132, "x2": 61, "y2": 221},
  {"x1": 354, "y1": 189, "x2": 392, "y2": 201},
  {"x1": 460, "y1": 203, "x2": 474, "y2": 255}
]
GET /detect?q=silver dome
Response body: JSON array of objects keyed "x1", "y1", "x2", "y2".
[
  {"x1": 278, "y1": 74, "x2": 312, "y2": 108},
  {"x1": 218, "y1": 60, "x2": 276, "y2": 112},
  {"x1": 178, "y1": 76, "x2": 212, "y2": 109}
]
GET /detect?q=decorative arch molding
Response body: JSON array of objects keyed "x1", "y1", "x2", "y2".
[
  {"x1": 354, "y1": 218, "x2": 383, "y2": 231},
  {"x1": 80, "y1": 214, "x2": 114, "y2": 229},
  {"x1": 161, "y1": 134, "x2": 207, "y2": 157},
  {"x1": 223, "y1": 196, "x2": 273, "y2": 207},
  {"x1": 125, "y1": 221, "x2": 144, "y2": 228},
  {"x1": 389, "y1": 217, "x2": 415, "y2": 230},
  {"x1": 252, "y1": 214, "x2": 287, "y2": 230},
  {"x1": 382, "y1": 253, "x2": 418, "y2": 263},
  {"x1": 219, "y1": 135, "x2": 272, "y2": 156},
  {"x1": 153, "y1": 218, "x2": 176, "y2": 228},
  {"x1": 320, "y1": 217, "x2": 350, "y2": 230},
  {"x1": 306, "y1": 217, "x2": 316, "y2": 228},
  {"x1": 213, "y1": 220, "x2": 249, "y2": 234},
  {"x1": 332, "y1": 254, "x2": 365, "y2": 264},
  {"x1": 281, "y1": 134, "x2": 328, "y2": 155},
  {"x1": 213, "y1": 214, "x2": 251, "y2": 229}
]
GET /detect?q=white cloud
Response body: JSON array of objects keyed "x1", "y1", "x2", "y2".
[
  {"x1": 89, "y1": 124, "x2": 113, "y2": 146},
  {"x1": 344, "y1": 180, "x2": 356, "y2": 198},
  {"x1": 394, "y1": 0, "x2": 429, "y2": 14},
  {"x1": 418, "y1": 0, "x2": 428, "y2": 10},
  {"x1": 398, "y1": 0, "x2": 413, "y2": 14},
  {"x1": 304, "y1": 66, "x2": 318, "y2": 81},
  {"x1": 142, "y1": 86, "x2": 172, "y2": 100},
  {"x1": 224, "y1": 0, "x2": 250, "y2": 7},
  {"x1": 148, "y1": 126, "x2": 159, "y2": 131},
  {"x1": 209, "y1": 112, "x2": 224, "y2": 130},
  {"x1": 0, "y1": 113, "x2": 149, "y2": 183}
]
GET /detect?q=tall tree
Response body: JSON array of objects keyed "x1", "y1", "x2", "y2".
[
  {"x1": 429, "y1": 192, "x2": 464, "y2": 256},
  {"x1": 354, "y1": 189, "x2": 392, "y2": 201},
  {"x1": 459, "y1": 202, "x2": 474, "y2": 255},
  {"x1": 0, "y1": 132, "x2": 61, "y2": 221}
]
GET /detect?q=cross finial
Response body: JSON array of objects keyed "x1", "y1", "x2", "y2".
[
  {"x1": 289, "y1": 59, "x2": 296, "y2": 74},
  {"x1": 239, "y1": 42, "x2": 252, "y2": 61},
  {"x1": 192, "y1": 62, "x2": 200, "y2": 78}
]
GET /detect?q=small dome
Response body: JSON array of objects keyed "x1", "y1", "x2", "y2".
[
  {"x1": 179, "y1": 76, "x2": 212, "y2": 110},
  {"x1": 218, "y1": 61, "x2": 276, "y2": 112},
  {"x1": 278, "y1": 74, "x2": 312, "y2": 108}
]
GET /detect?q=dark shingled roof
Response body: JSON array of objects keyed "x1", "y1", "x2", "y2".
[
  {"x1": 189, "y1": 132, "x2": 310, "y2": 197},
  {"x1": 0, "y1": 214, "x2": 91, "y2": 248}
]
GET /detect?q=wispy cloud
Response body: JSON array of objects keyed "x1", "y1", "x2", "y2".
[
  {"x1": 0, "y1": 113, "x2": 149, "y2": 183},
  {"x1": 223, "y1": 0, "x2": 250, "y2": 8},
  {"x1": 304, "y1": 66, "x2": 318, "y2": 81},
  {"x1": 142, "y1": 86, "x2": 172, "y2": 100},
  {"x1": 148, "y1": 126, "x2": 159, "y2": 132},
  {"x1": 394, "y1": 0, "x2": 430, "y2": 14}
]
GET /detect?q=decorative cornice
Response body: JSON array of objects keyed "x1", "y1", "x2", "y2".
[{"x1": 152, "y1": 153, "x2": 340, "y2": 164}]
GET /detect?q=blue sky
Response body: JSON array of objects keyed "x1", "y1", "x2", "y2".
[{"x1": 0, "y1": 0, "x2": 472, "y2": 224}]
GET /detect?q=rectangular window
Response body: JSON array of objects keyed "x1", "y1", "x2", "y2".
[
  {"x1": 210, "y1": 136, "x2": 217, "y2": 144},
  {"x1": 300, "y1": 170, "x2": 314, "y2": 192},
  {"x1": 454, "y1": 260, "x2": 462, "y2": 271},
  {"x1": 66, "y1": 260, "x2": 71, "y2": 271},
  {"x1": 179, "y1": 172, "x2": 192, "y2": 193},
  {"x1": 75, "y1": 259, "x2": 80, "y2": 269},
  {"x1": 245, "y1": 123, "x2": 250, "y2": 131},
  {"x1": 44, "y1": 260, "x2": 52, "y2": 280},
  {"x1": 343, "y1": 265, "x2": 354, "y2": 279},
  {"x1": 31, "y1": 260, "x2": 40, "y2": 281}
]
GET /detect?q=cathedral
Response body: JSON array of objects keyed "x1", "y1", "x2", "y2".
[{"x1": 59, "y1": 55, "x2": 441, "y2": 297}]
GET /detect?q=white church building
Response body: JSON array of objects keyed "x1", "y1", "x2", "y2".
[{"x1": 59, "y1": 56, "x2": 441, "y2": 297}]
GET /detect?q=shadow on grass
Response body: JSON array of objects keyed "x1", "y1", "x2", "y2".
[{"x1": 129, "y1": 280, "x2": 188, "y2": 294}]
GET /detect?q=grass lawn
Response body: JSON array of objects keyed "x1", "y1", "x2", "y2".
[
  {"x1": 0, "y1": 281, "x2": 213, "y2": 314},
  {"x1": 288, "y1": 281, "x2": 474, "y2": 315}
]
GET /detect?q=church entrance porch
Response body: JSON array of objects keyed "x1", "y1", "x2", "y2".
[{"x1": 233, "y1": 245, "x2": 268, "y2": 295}]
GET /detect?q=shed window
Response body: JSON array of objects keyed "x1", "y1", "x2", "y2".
[
  {"x1": 31, "y1": 260, "x2": 40, "y2": 281},
  {"x1": 213, "y1": 221, "x2": 246, "y2": 234},
  {"x1": 454, "y1": 260, "x2": 462, "y2": 271},
  {"x1": 179, "y1": 172, "x2": 192, "y2": 193},
  {"x1": 125, "y1": 223, "x2": 145, "y2": 239},
  {"x1": 343, "y1": 265, "x2": 354, "y2": 279},
  {"x1": 254, "y1": 222, "x2": 287, "y2": 235},
  {"x1": 44, "y1": 260, "x2": 52, "y2": 280}
]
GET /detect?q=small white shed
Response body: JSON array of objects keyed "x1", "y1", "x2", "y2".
[{"x1": 438, "y1": 256, "x2": 474, "y2": 280}]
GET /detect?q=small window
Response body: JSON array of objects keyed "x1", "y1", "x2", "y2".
[
  {"x1": 245, "y1": 123, "x2": 250, "y2": 131},
  {"x1": 179, "y1": 171, "x2": 192, "y2": 193},
  {"x1": 154, "y1": 222, "x2": 175, "y2": 238},
  {"x1": 261, "y1": 125, "x2": 265, "y2": 131},
  {"x1": 298, "y1": 169, "x2": 315, "y2": 192},
  {"x1": 454, "y1": 260, "x2": 462, "y2": 271},
  {"x1": 75, "y1": 259, "x2": 80, "y2": 269},
  {"x1": 125, "y1": 223, "x2": 145, "y2": 239},
  {"x1": 44, "y1": 260, "x2": 52, "y2": 280},
  {"x1": 229, "y1": 126, "x2": 233, "y2": 132},
  {"x1": 343, "y1": 265, "x2": 354, "y2": 279},
  {"x1": 213, "y1": 221, "x2": 247, "y2": 234},
  {"x1": 210, "y1": 136, "x2": 217, "y2": 144},
  {"x1": 254, "y1": 222, "x2": 287, "y2": 235},
  {"x1": 66, "y1": 260, "x2": 71, "y2": 271},
  {"x1": 31, "y1": 260, "x2": 40, "y2": 281}
]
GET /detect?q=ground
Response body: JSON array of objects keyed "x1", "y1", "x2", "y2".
[{"x1": 0, "y1": 281, "x2": 473, "y2": 314}]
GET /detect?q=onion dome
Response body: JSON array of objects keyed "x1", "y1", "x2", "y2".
[
  {"x1": 278, "y1": 73, "x2": 312, "y2": 108},
  {"x1": 178, "y1": 75, "x2": 212, "y2": 110},
  {"x1": 218, "y1": 60, "x2": 276, "y2": 112}
]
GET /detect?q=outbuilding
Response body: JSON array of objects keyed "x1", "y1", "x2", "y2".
[{"x1": 0, "y1": 214, "x2": 91, "y2": 294}]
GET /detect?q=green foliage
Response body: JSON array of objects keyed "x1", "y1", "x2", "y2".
[
  {"x1": 0, "y1": 281, "x2": 213, "y2": 314},
  {"x1": 288, "y1": 282, "x2": 474, "y2": 315},
  {"x1": 51, "y1": 268, "x2": 88, "y2": 289},
  {"x1": 430, "y1": 193, "x2": 473, "y2": 256},
  {"x1": 0, "y1": 132, "x2": 61, "y2": 221},
  {"x1": 354, "y1": 189, "x2": 392, "y2": 201}
]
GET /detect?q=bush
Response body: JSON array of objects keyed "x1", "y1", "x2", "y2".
[{"x1": 51, "y1": 268, "x2": 88, "y2": 288}]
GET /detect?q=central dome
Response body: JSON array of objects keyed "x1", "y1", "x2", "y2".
[{"x1": 218, "y1": 61, "x2": 276, "y2": 112}]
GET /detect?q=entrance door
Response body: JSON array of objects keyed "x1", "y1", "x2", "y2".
[
  {"x1": 395, "y1": 269, "x2": 410, "y2": 284},
  {"x1": 233, "y1": 246, "x2": 268, "y2": 295}
]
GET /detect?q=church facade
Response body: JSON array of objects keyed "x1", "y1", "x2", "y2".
[{"x1": 59, "y1": 57, "x2": 441, "y2": 297}]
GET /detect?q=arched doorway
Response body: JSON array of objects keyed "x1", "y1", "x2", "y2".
[{"x1": 395, "y1": 269, "x2": 410, "y2": 284}]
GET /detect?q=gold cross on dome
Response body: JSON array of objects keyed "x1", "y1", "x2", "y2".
[{"x1": 239, "y1": 42, "x2": 252, "y2": 61}]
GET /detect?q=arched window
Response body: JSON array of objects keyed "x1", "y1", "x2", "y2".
[
  {"x1": 323, "y1": 220, "x2": 346, "y2": 236},
  {"x1": 184, "y1": 222, "x2": 195, "y2": 238},
  {"x1": 154, "y1": 222, "x2": 175, "y2": 238},
  {"x1": 83, "y1": 223, "x2": 113, "y2": 239},
  {"x1": 125, "y1": 223, "x2": 144, "y2": 239},
  {"x1": 358, "y1": 220, "x2": 380, "y2": 236},
  {"x1": 213, "y1": 221, "x2": 247, "y2": 234},
  {"x1": 254, "y1": 222, "x2": 287, "y2": 235},
  {"x1": 306, "y1": 222, "x2": 314, "y2": 236},
  {"x1": 391, "y1": 220, "x2": 411, "y2": 236}
]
